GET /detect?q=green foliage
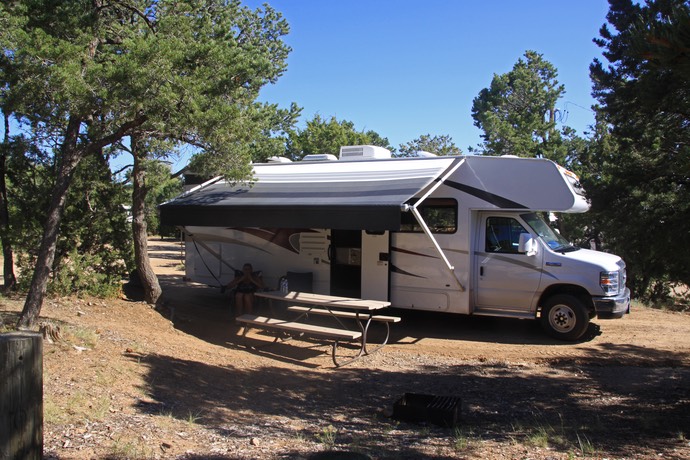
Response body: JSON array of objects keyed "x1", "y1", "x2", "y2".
[
  {"x1": 247, "y1": 102, "x2": 302, "y2": 163},
  {"x1": 10, "y1": 150, "x2": 131, "y2": 297},
  {"x1": 187, "y1": 101, "x2": 301, "y2": 177},
  {"x1": 286, "y1": 114, "x2": 392, "y2": 160},
  {"x1": 137, "y1": 0, "x2": 297, "y2": 179},
  {"x1": 61, "y1": 154, "x2": 133, "y2": 269},
  {"x1": 3, "y1": 133, "x2": 52, "y2": 258},
  {"x1": 397, "y1": 134, "x2": 462, "y2": 157},
  {"x1": 452, "y1": 426, "x2": 474, "y2": 451},
  {"x1": 1, "y1": 0, "x2": 298, "y2": 310},
  {"x1": 2, "y1": 0, "x2": 296, "y2": 188},
  {"x1": 315, "y1": 424, "x2": 337, "y2": 449},
  {"x1": 471, "y1": 50, "x2": 573, "y2": 163},
  {"x1": 585, "y1": 0, "x2": 690, "y2": 300}
]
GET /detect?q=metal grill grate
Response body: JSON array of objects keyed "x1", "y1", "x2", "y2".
[{"x1": 392, "y1": 393, "x2": 461, "y2": 427}]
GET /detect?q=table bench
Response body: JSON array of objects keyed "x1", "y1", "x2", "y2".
[
  {"x1": 236, "y1": 291, "x2": 399, "y2": 367},
  {"x1": 235, "y1": 313, "x2": 365, "y2": 367},
  {"x1": 286, "y1": 305, "x2": 400, "y2": 355}
]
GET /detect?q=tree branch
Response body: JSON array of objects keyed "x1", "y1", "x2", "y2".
[
  {"x1": 115, "y1": 1, "x2": 156, "y2": 33},
  {"x1": 84, "y1": 114, "x2": 148, "y2": 156},
  {"x1": 113, "y1": 139, "x2": 133, "y2": 154},
  {"x1": 112, "y1": 164, "x2": 133, "y2": 176}
]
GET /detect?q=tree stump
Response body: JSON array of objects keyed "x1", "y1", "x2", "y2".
[{"x1": 0, "y1": 332, "x2": 43, "y2": 460}]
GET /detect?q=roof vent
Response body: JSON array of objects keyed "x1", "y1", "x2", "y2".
[
  {"x1": 416, "y1": 150, "x2": 437, "y2": 157},
  {"x1": 302, "y1": 154, "x2": 338, "y2": 162},
  {"x1": 339, "y1": 145, "x2": 392, "y2": 161},
  {"x1": 267, "y1": 156, "x2": 292, "y2": 163}
]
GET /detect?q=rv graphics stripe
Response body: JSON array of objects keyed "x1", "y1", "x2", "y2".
[
  {"x1": 390, "y1": 247, "x2": 437, "y2": 279},
  {"x1": 390, "y1": 263, "x2": 426, "y2": 279},
  {"x1": 391, "y1": 246, "x2": 439, "y2": 259},
  {"x1": 444, "y1": 179, "x2": 528, "y2": 209},
  {"x1": 475, "y1": 251, "x2": 559, "y2": 280},
  {"x1": 186, "y1": 233, "x2": 270, "y2": 254},
  {"x1": 232, "y1": 228, "x2": 319, "y2": 254}
]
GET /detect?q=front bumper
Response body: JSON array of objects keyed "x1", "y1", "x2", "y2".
[{"x1": 593, "y1": 288, "x2": 631, "y2": 319}]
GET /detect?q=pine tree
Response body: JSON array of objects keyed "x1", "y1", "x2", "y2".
[
  {"x1": 1, "y1": 0, "x2": 295, "y2": 327},
  {"x1": 471, "y1": 50, "x2": 571, "y2": 163},
  {"x1": 587, "y1": 0, "x2": 690, "y2": 299}
]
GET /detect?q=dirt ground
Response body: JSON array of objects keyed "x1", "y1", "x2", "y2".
[{"x1": 1, "y1": 238, "x2": 690, "y2": 459}]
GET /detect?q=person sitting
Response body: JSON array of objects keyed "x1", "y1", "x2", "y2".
[{"x1": 226, "y1": 263, "x2": 264, "y2": 317}]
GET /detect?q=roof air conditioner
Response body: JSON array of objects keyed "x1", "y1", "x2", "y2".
[{"x1": 339, "y1": 145, "x2": 392, "y2": 161}]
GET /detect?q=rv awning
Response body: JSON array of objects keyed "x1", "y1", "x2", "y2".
[{"x1": 159, "y1": 157, "x2": 460, "y2": 231}]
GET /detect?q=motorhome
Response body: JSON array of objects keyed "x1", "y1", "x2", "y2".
[{"x1": 159, "y1": 145, "x2": 630, "y2": 341}]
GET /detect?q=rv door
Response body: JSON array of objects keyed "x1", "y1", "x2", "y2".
[
  {"x1": 474, "y1": 212, "x2": 543, "y2": 312},
  {"x1": 330, "y1": 229, "x2": 390, "y2": 301},
  {"x1": 361, "y1": 230, "x2": 390, "y2": 301}
]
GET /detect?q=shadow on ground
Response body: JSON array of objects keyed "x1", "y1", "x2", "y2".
[
  {"x1": 131, "y1": 343, "x2": 690, "y2": 459},
  {"x1": 106, "y1": 245, "x2": 690, "y2": 458},
  {"x1": 154, "y1": 272, "x2": 598, "y2": 350}
]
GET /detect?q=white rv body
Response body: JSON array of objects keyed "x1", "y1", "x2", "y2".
[{"x1": 162, "y1": 146, "x2": 630, "y2": 340}]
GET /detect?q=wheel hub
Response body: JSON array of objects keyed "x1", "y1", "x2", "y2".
[{"x1": 550, "y1": 306, "x2": 574, "y2": 331}]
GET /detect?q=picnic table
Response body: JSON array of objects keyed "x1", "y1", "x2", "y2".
[{"x1": 235, "y1": 291, "x2": 400, "y2": 367}]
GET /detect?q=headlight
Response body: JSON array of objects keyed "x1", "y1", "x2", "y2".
[{"x1": 600, "y1": 271, "x2": 620, "y2": 295}]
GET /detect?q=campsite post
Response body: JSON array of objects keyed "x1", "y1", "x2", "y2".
[{"x1": 0, "y1": 332, "x2": 43, "y2": 460}]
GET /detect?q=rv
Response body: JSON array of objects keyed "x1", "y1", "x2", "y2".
[{"x1": 160, "y1": 145, "x2": 630, "y2": 341}]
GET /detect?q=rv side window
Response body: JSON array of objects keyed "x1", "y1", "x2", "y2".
[
  {"x1": 485, "y1": 217, "x2": 527, "y2": 253},
  {"x1": 400, "y1": 198, "x2": 457, "y2": 234}
]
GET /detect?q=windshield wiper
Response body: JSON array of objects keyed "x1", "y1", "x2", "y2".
[{"x1": 555, "y1": 244, "x2": 580, "y2": 253}]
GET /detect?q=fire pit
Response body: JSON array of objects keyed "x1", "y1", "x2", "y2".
[{"x1": 392, "y1": 393, "x2": 461, "y2": 427}]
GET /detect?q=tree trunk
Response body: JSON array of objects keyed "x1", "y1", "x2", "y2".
[
  {"x1": 131, "y1": 134, "x2": 162, "y2": 304},
  {"x1": 17, "y1": 117, "x2": 84, "y2": 329},
  {"x1": 15, "y1": 109, "x2": 147, "y2": 328},
  {"x1": 0, "y1": 111, "x2": 17, "y2": 289}
]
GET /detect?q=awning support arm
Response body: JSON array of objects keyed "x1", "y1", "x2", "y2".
[
  {"x1": 409, "y1": 207, "x2": 465, "y2": 292},
  {"x1": 415, "y1": 158, "x2": 466, "y2": 207},
  {"x1": 408, "y1": 158, "x2": 466, "y2": 292}
]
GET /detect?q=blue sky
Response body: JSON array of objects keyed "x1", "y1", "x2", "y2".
[
  {"x1": 234, "y1": 0, "x2": 610, "y2": 165},
  {"x1": 4, "y1": 1, "x2": 613, "y2": 172}
]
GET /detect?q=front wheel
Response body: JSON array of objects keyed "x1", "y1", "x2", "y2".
[{"x1": 540, "y1": 294, "x2": 590, "y2": 341}]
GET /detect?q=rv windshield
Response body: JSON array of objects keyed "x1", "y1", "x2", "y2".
[{"x1": 521, "y1": 212, "x2": 579, "y2": 253}]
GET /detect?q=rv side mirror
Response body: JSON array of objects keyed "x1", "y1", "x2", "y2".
[{"x1": 518, "y1": 233, "x2": 537, "y2": 256}]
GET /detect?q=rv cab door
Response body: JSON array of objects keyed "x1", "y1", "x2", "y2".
[{"x1": 474, "y1": 213, "x2": 543, "y2": 312}]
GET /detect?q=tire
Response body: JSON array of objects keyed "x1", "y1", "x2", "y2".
[{"x1": 540, "y1": 294, "x2": 590, "y2": 341}]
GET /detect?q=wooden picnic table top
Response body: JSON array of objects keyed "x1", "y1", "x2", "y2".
[{"x1": 256, "y1": 290, "x2": 391, "y2": 311}]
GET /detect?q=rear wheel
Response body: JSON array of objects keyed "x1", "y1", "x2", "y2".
[{"x1": 540, "y1": 294, "x2": 590, "y2": 341}]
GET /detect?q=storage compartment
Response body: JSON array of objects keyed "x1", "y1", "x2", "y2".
[{"x1": 392, "y1": 393, "x2": 461, "y2": 427}]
